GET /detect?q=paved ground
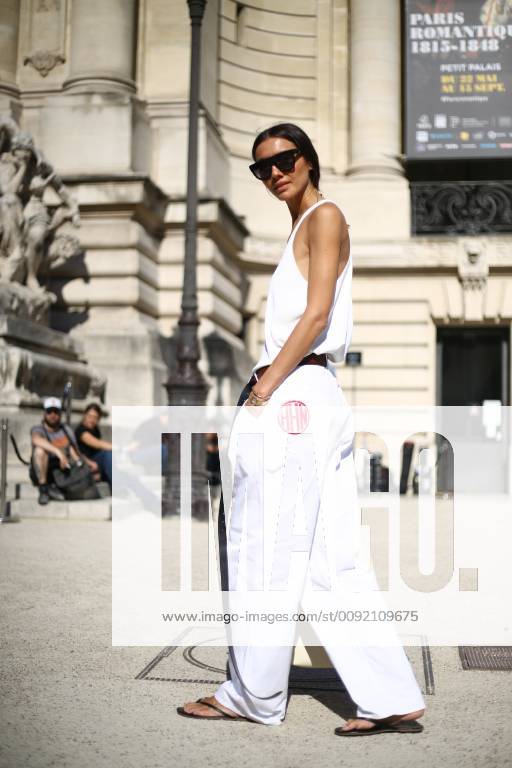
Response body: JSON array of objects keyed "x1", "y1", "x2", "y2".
[{"x1": 1, "y1": 516, "x2": 512, "y2": 768}]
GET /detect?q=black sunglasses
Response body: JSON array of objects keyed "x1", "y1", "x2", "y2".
[
  {"x1": 249, "y1": 148, "x2": 302, "y2": 181},
  {"x1": 45, "y1": 407, "x2": 61, "y2": 415}
]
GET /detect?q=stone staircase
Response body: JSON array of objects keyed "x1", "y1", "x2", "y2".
[{"x1": 3, "y1": 473, "x2": 112, "y2": 521}]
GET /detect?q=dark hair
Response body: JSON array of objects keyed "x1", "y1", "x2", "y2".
[
  {"x1": 84, "y1": 402, "x2": 103, "y2": 417},
  {"x1": 251, "y1": 123, "x2": 321, "y2": 189}
]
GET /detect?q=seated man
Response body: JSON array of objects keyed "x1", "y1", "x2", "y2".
[
  {"x1": 75, "y1": 403, "x2": 112, "y2": 490},
  {"x1": 30, "y1": 397, "x2": 99, "y2": 506}
]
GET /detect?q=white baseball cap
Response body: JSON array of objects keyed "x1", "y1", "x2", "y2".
[{"x1": 43, "y1": 396, "x2": 62, "y2": 410}]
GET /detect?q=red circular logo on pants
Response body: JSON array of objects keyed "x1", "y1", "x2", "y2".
[{"x1": 278, "y1": 400, "x2": 310, "y2": 434}]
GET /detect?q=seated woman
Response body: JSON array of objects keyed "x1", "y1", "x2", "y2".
[{"x1": 75, "y1": 403, "x2": 112, "y2": 490}]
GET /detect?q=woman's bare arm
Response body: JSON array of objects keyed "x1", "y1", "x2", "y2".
[
  {"x1": 253, "y1": 203, "x2": 348, "y2": 399},
  {"x1": 79, "y1": 431, "x2": 112, "y2": 451}
]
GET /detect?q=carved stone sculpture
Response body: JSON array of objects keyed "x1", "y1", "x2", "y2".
[
  {"x1": 0, "y1": 117, "x2": 81, "y2": 305},
  {"x1": 23, "y1": 51, "x2": 66, "y2": 77},
  {"x1": 0, "y1": 117, "x2": 107, "y2": 411},
  {"x1": 458, "y1": 239, "x2": 489, "y2": 321}
]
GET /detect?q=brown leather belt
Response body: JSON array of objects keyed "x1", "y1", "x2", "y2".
[{"x1": 249, "y1": 352, "x2": 327, "y2": 387}]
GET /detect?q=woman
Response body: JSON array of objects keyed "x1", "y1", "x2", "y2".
[
  {"x1": 75, "y1": 403, "x2": 112, "y2": 489},
  {"x1": 179, "y1": 123, "x2": 425, "y2": 735}
]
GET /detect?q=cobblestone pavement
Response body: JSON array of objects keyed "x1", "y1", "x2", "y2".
[{"x1": 1, "y1": 516, "x2": 511, "y2": 768}]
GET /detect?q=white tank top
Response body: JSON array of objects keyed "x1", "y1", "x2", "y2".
[{"x1": 253, "y1": 198, "x2": 353, "y2": 373}]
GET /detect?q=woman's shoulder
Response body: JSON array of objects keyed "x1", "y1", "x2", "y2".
[{"x1": 309, "y1": 199, "x2": 349, "y2": 232}]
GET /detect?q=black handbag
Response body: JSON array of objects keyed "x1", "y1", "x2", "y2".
[{"x1": 53, "y1": 460, "x2": 98, "y2": 500}]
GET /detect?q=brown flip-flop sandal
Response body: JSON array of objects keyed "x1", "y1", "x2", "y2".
[
  {"x1": 335, "y1": 719, "x2": 424, "y2": 736},
  {"x1": 176, "y1": 697, "x2": 251, "y2": 722}
]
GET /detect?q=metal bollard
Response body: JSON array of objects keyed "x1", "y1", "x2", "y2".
[
  {"x1": 63, "y1": 381, "x2": 73, "y2": 425},
  {"x1": 1, "y1": 418, "x2": 20, "y2": 524}
]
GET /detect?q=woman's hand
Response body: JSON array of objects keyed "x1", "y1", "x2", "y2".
[
  {"x1": 86, "y1": 459, "x2": 99, "y2": 474},
  {"x1": 244, "y1": 404, "x2": 266, "y2": 419},
  {"x1": 243, "y1": 388, "x2": 271, "y2": 418}
]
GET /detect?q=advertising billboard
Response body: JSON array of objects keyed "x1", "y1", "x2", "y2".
[{"x1": 405, "y1": 0, "x2": 512, "y2": 159}]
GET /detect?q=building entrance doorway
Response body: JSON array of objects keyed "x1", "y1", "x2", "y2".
[
  {"x1": 437, "y1": 327, "x2": 509, "y2": 406},
  {"x1": 436, "y1": 326, "x2": 510, "y2": 493}
]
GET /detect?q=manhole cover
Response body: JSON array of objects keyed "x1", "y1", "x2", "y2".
[
  {"x1": 137, "y1": 642, "x2": 432, "y2": 695},
  {"x1": 459, "y1": 646, "x2": 512, "y2": 671},
  {"x1": 137, "y1": 643, "x2": 348, "y2": 692}
]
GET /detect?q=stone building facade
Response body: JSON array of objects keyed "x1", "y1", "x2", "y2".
[{"x1": 1, "y1": 0, "x2": 511, "y2": 410}]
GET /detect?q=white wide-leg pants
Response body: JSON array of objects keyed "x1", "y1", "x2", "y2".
[{"x1": 215, "y1": 365, "x2": 426, "y2": 725}]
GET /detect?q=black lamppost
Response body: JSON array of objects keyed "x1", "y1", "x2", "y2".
[
  {"x1": 203, "y1": 331, "x2": 234, "y2": 406},
  {"x1": 164, "y1": 0, "x2": 210, "y2": 518}
]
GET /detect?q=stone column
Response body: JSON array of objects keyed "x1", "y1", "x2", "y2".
[
  {"x1": 347, "y1": 0, "x2": 402, "y2": 177},
  {"x1": 0, "y1": 0, "x2": 20, "y2": 97},
  {"x1": 64, "y1": 0, "x2": 137, "y2": 92}
]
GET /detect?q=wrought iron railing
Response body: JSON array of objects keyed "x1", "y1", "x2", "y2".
[{"x1": 410, "y1": 181, "x2": 512, "y2": 235}]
